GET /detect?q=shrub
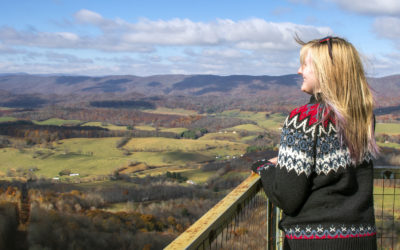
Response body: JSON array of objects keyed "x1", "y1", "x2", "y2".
[{"x1": 59, "y1": 169, "x2": 71, "y2": 176}]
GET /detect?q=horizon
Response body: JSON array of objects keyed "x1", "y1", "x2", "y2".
[
  {"x1": 1, "y1": 72, "x2": 399, "y2": 79},
  {"x1": 1, "y1": 0, "x2": 400, "y2": 77}
]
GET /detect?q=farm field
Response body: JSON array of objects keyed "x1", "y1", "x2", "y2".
[
  {"x1": 0, "y1": 137, "x2": 129, "y2": 179},
  {"x1": 0, "y1": 135, "x2": 248, "y2": 180},
  {"x1": 0, "y1": 116, "x2": 17, "y2": 122},
  {"x1": 216, "y1": 110, "x2": 286, "y2": 131},
  {"x1": 378, "y1": 142, "x2": 400, "y2": 149},
  {"x1": 33, "y1": 118, "x2": 82, "y2": 126},
  {"x1": 82, "y1": 121, "x2": 128, "y2": 130},
  {"x1": 142, "y1": 107, "x2": 199, "y2": 116},
  {"x1": 376, "y1": 122, "x2": 400, "y2": 135},
  {"x1": 1, "y1": 110, "x2": 399, "y2": 183}
]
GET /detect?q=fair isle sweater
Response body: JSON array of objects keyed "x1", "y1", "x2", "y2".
[{"x1": 253, "y1": 97, "x2": 377, "y2": 250}]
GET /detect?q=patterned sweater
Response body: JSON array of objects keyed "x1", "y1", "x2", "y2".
[{"x1": 253, "y1": 97, "x2": 377, "y2": 250}]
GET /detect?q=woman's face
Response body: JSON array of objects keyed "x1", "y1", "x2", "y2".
[{"x1": 298, "y1": 50, "x2": 318, "y2": 95}]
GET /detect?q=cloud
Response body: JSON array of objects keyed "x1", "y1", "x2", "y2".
[
  {"x1": 0, "y1": 42, "x2": 19, "y2": 54},
  {"x1": 0, "y1": 26, "x2": 82, "y2": 48},
  {"x1": 373, "y1": 17, "x2": 400, "y2": 41},
  {"x1": 0, "y1": 10, "x2": 332, "y2": 53},
  {"x1": 363, "y1": 52, "x2": 400, "y2": 77},
  {"x1": 0, "y1": 9, "x2": 334, "y2": 76},
  {"x1": 45, "y1": 51, "x2": 93, "y2": 63},
  {"x1": 331, "y1": 0, "x2": 400, "y2": 16},
  {"x1": 120, "y1": 18, "x2": 331, "y2": 51},
  {"x1": 74, "y1": 9, "x2": 104, "y2": 25}
]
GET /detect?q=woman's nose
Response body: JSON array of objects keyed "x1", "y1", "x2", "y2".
[{"x1": 297, "y1": 66, "x2": 302, "y2": 75}]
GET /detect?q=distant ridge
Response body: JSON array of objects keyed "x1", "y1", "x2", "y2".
[{"x1": 0, "y1": 73, "x2": 399, "y2": 108}]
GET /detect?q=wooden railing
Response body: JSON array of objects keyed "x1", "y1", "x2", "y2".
[{"x1": 165, "y1": 167, "x2": 400, "y2": 250}]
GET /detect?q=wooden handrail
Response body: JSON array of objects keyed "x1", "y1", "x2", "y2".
[{"x1": 165, "y1": 173, "x2": 261, "y2": 250}]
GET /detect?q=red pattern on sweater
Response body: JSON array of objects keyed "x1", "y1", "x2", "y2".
[{"x1": 289, "y1": 103, "x2": 335, "y2": 128}]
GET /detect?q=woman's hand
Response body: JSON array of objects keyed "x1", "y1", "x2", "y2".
[{"x1": 268, "y1": 157, "x2": 278, "y2": 165}]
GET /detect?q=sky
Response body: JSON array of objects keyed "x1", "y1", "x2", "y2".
[{"x1": 0, "y1": 0, "x2": 400, "y2": 77}]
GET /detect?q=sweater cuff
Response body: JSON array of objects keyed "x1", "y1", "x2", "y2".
[{"x1": 251, "y1": 159, "x2": 275, "y2": 174}]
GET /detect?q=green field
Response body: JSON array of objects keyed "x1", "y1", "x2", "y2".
[
  {"x1": 225, "y1": 124, "x2": 265, "y2": 133},
  {"x1": 378, "y1": 142, "x2": 400, "y2": 149},
  {"x1": 82, "y1": 122, "x2": 128, "y2": 131},
  {"x1": 134, "y1": 125, "x2": 156, "y2": 131},
  {"x1": 200, "y1": 132, "x2": 241, "y2": 141},
  {"x1": 133, "y1": 125, "x2": 187, "y2": 134},
  {"x1": 376, "y1": 123, "x2": 400, "y2": 135},
  {"x1": 0, "y1": 116, "x2": 17, "y2": 123},
  {"x1": 217, "y1": 110, "x2": 286, "y2": 131},
  {"x1": 0, "y1": 138, "x2": 130, "y2": 179},
  {"x1": 124, "y1": 137, "x2": 247, "y2": 153},
  {"x1": 373, "y1": 184, "x2": 400, "y2": 227},
  {"x1": 33, "y1": 118, "x2": 82, "y2": 126},
  {"x1": 0, "y1": 110, "x2": 286, "y2": 182},
  {"x1": 160, "y1": 127, "x2": 188, "y2": 134},
  {"x1": 0, "y1": 134, "x2": 248, "y2": 180},
  {"x1": 142, "y1": 107, "x2": 199, "y2": 116}
]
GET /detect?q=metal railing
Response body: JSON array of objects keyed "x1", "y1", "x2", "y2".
[
  {"x1": 166, "y1": 167, "x2": 400, "y2": 250},
  {"x1": 374, "y1": 166, "x2": 400, "y2": 249}
]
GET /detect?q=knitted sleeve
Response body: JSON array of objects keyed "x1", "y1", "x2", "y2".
[{"x1": 254, "y1": 104, "x2": 320, "y2": 216}]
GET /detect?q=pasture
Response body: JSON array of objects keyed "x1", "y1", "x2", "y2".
[
  {"x1": 376, "y1": 123, "x2": 400, "y2": 135},
  {"x1": 217, "y1": 110, "x2": 286, "y2": 131},
  {"x1": 0, "y1": 116, "x2": 17, "y2": 122},
  {"x1": 124, "y1": 137, "x2": 247, "y2": 155},
  {"x1": 0, "y1": 135, "x2": 248, "y2": 180},
  {"x1": 81, "y1": 122, "x2": 128, "y2": 130},
  {"x1": 142, "y1": 107, "x2": 199, "y2": 116},
  {"x1": 33, "y1": 118, "x2": 82, "y2": 126}
]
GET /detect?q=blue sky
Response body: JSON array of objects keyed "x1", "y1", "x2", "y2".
[{"x1": 1, "y1": 0, "x2": 400, "y2": 76}]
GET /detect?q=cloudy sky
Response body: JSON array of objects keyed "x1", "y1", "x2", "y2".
[{"x1": 1, "y1": 0, "x2": 399, "y2": 76}]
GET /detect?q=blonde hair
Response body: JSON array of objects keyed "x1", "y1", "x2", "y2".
[{"x1": 297, "y1": 36, "x2": 379, "y2": 163}]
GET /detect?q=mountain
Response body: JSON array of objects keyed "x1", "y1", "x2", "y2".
[
  {"x1": 0, "y1": 74, "x2": 301, "y2": 96},
  {"x1": 0, "y1": 73, "x2": 399, "y2": 108}
]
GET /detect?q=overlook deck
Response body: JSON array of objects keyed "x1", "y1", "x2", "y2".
[{"x1": 166, "y1": 167, "x2": 400, "y2": 250}]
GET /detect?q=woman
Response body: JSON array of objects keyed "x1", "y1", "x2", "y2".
[{"x1": 252, "y1": 36, "x2": 379, "y2": 250}]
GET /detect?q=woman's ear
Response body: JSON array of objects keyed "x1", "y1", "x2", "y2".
[{"x1": 315, "y1": 92, "x2": 323, "y2": 101}]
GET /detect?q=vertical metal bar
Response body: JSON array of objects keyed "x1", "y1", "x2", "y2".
[
  {"x1": 266, "y1": 199, "x2": 272, "y2": 250},
  {"x1": 391, "y1": 176, "x2": 396, "y2": 250},
  {"x1": 380, "y1": 175, "x2": 384, "y2": 248}
]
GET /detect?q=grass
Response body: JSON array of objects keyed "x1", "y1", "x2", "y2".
[
  {"x1": 160, "y1": 127, "x2": 187, "y2": 134},
  {"x1": 378, "y1": 142, "x2": 400, "y2": 150},
  {"x1": 373, "y1": 184, "x2": 400, "y2": 234},
  {"x1": 0, "y1": 116, "x2": 17, "y2": 123},
  {"x1": 257, "y1": 113, "x2": 286, "y2": 131},
  {"x1": 0, "y1": 135, "x2": 248, "y2": 180},
  {"x1": 225, "y1": 124, "x2": 265, "y2": 133},
  {"x1": 0, "y1": 138, "x2": 130, "y2": 178},
  {"x1": 82, "y1": 122, "x2": 128, "y2": 131},
  {"x1": 142, "y1": 107, "x2": 199, "y2": 116},
  {"x1": 376, "y1": 123, "x2": 400, "y2": 135},
  {"x1": 124, "y1": 137, "x2": 247, "y2": 153},
  {"x1": 179, "y1": 168, "x2": 216, "y2": 183},
  {"x1": 0, "y1": 111, "x2": 289, "y2": 181},
  {"x1": 81, "y1": 122, "x2": 187, "y2": 134},
  {"x1": 199, "y1": 132, "x2": 241, "y2": 141},
  {"x1": 33, "y1": 118, "x2": 82, "y2": 126},
  {"x1": 216, "y1": 110, "x2": 286, "y2": 131},
  {"x1": 134, "y1": 125, "x2": 156, "y2": 131}
]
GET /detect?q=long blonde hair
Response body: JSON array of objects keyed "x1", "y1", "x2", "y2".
[{"x1": 297, "y1": 36, "x2": 379, "y2": 163}]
